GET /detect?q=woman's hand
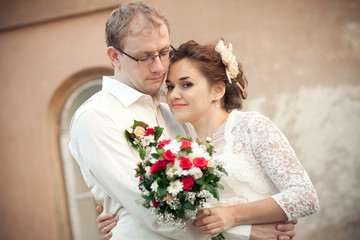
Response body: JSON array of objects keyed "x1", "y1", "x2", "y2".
[
  {"x1": 96, "y1": 205, "x2": 119, "y2": 239},
  {"x1": 192, "y1": 206, "x2": 235, "y2": 235}
]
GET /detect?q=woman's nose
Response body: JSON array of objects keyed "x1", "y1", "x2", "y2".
[{"x1": 169, "y1": 87, "x2": 181, "y2": 100}]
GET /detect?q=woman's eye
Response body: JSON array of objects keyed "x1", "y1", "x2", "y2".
[
  {"x1": 166, "y1": 85, "x2": 174, "y2": 91},
  {"x1": 183, "y1": 82, "x2": 193, "y2": 88}
]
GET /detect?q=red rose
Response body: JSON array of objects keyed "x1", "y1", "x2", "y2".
[
  {"x1": 180, "y1": 177, "x2": 194, "y2": 190},
  {"x1": 158, "y1": 139, "x2": 171, "y2": 148},
  {"x1": 150, "y1": 160, "x2": 167, "y2": 174},
  {"x1": 193, "y1": 157, "x2": 208, "y2": 169},
  {"x1": 152, "y1": 199, "x2": 160, "y2": 208},
  {"x1": 138, "y1": 176, "x2": 143, "y2": 190},
  {"x1": 162, "y1": 150, "x2": 176, "y2": 163},
  {"x1": 179, "y1": 157, "x2": 193, "y2": 170},
  {"x1": 179, "y1": 139, "x2": 192, "y2": 149},
  {"x1": 145, "y1": 128, "x2": 155, "y2": 136},
  {"x1": 140, "y1": 123, "x2": 145, "y2": 127}
]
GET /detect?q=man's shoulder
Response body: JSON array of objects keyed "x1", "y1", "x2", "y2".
[
  {"x1": 71, "y1": 91, "x2": 125, "y2": 123},
  {"x1": 77, "y1": 91, "x2": 119, "y2": 112}
]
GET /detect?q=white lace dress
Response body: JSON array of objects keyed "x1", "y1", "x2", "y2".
[{"x1": 209, "y1": 110, "x2": 319, "y2": 239}]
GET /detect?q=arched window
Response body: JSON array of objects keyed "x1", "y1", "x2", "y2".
[{"x1": 48, "y1": 68, "x2": 112, "y2": 240}]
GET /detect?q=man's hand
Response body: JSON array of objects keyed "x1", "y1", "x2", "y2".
[
  {"x1": 96, "y1": 205, "x2": 119, "y2": 240},
  {"x1": 250, "y1": 220, "x2": 298, "y2": 240}
]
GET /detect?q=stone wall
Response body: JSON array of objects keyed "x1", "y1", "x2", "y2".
[{"x1": 0, "y1": 0, "x2": 359, "y2": 239}]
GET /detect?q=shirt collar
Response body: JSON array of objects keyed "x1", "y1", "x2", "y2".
[{"x1": 101, "y1": 76, "x2": 162, "y2": 108}]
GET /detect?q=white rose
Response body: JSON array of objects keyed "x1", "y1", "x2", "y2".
[
  {"x1": 192, "y1": 167, "x2": 203, "y2": 180},
  {"x1": 134, "y1": 126, "x2": 146, "y2": 137}
]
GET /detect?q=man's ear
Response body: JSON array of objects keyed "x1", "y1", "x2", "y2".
[
  {"x1": 213, "y1": 81, "x2": 226, "y2": 101},
  {"x1": 107, "y1": 47, "x2": 121, "y2": 68}
]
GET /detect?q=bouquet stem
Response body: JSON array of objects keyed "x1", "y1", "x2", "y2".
[{"x1": 211, "y1": 232, "x2": 226, "y2": 240}]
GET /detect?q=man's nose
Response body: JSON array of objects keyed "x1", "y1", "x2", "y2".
[{"x1": 150, "y1": 56, "x2": 166, "y2": 73}]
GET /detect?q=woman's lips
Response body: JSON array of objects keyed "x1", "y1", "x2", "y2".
[{"x1": 172, "y1": 104, "x2": 187, "y2": 109}]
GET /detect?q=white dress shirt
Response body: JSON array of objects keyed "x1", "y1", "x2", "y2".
[{"x1": 69, "y1": 76, "x2": 209, "y2": 240}]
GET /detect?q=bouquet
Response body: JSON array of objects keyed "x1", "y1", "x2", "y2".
[{"x1": 125, "y1": 120, "x2": 227, "y2": 239}]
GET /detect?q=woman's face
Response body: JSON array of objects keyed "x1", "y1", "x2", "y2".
[{"x1": 166, "y1": 59, "x2": 216, "y2": 123}]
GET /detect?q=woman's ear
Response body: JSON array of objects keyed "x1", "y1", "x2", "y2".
[
  {"x1": 107, "y1": 47, "x2": 121, "y2": 68},
  {"x1": 212, "y1": 81, "x2": 226, "y2": 101}
]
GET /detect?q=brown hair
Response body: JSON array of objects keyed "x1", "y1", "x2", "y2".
[
  {"x1": 171, "y1": 40, "x2": 248, "y2": 111},
  {"x1": 105, "y1": 1, "x2": 170, "y2": 50}
]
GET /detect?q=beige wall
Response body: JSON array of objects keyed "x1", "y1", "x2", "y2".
[{"x1": 0, "y1": 0, "x2": 359, "y2": 239}]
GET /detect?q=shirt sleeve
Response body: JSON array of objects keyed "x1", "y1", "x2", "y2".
[
  {"x1": 248, "y1": 113, "x2": 319, "y2": 221},
  {"x1": 69, "y1": 108, "x2": 207, "y2": 240}
]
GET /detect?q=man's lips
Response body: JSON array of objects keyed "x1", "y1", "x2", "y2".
[
  {"x1": 172, "y1": 103, "x2": 187, "y2": 109},
  {"x1": 147, "y1": 75, "x2": 164, "y2": 81}
]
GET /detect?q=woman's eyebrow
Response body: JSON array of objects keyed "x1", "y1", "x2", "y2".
[{"x1": 165, "y1": 76, "x2": 190, "y2": 84}]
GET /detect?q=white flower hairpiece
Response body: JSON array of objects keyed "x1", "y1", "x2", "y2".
[{"x1": 215, "y1": 40, "x2": 240, "y2": 84}]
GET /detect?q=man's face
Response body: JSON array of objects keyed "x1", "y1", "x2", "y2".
[{"x1": 117, "y1": 20, "x2": 171, "y2": 96}]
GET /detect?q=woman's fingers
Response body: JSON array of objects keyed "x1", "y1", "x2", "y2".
[
  {"x1": 97, "y1": 212, "x2": 119, "y2": 233},
  {"x1": 103, "y1": 231, "x2": 113, "y2": 240},
  {"x1": 96, "y1": 205, "x2": 104, "y2": 213}
]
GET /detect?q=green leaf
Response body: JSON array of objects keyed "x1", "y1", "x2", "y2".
[
  {"x1": 178, "y1": 192, "x2": 186, "y2": 202},
  {"x1": 139, "y1": 146, "x2": 146, "y2": 160},
  {"x1": 214, "y1": 182, "x2": 224, "y2": 190},
  {"x1": 206, "y1": 184, "x2": 219, "y2": 200},
  {"x1": 165, "y1": 163, "x2": 172, "y2": 172},
  {"x1": 144, "y1": 194, "x2": 154, "y2": 204},
  {"x1": 156, "y1": 148, "x2": 165, "y2": 155},
  {"x1": 154, "y1": 126, "x2": 163, "y2": 142},
  {"x1": 183, "y1": 201, "x2": 195, "y2": 210},
  {"x1": 206, "y1": 145, "x2": 214, "y2": 156},
  {"x1": 151, "y1": 153, "x2": 160, "y2": 159},
  {"x1": 157, "y1": 186, "x2": 167, "y2": 199},
  {"x1": 205, "y1": 174, "x2": 216, "y2": 183},
  {"x1": 143, "y1": 181, "x2": 151, "y2": 191},
  {"x1": 125, "y1": 130, "x2": 132, "y2": 142},
  {"x1": 135, "y1": 172, "x2": 142, "y2": 178},
  {"x1": 221, "y1": 168, "x2": 228, "y2": 176},
  {"x1": 133, "y1": 120, "x2": 144, "y2": 127},
  {"x1": 195, "y1": 177, "x2": 205, "y2": 186},
  {"x1": 211, "y1": 232, "x2": 226, "y2": 240}
]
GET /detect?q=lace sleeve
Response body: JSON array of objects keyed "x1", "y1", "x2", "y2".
[{"x1": 248, "y1": 112, "x2": 319, "y2": 221}]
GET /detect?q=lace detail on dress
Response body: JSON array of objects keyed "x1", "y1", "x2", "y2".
[{"x1": 215, "y1": 110, "x2": 319, "y2": 221}]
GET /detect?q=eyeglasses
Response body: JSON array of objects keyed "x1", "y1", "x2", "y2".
[{"x1": 115, "y1": 45, "x2": 176, "y2": 66}]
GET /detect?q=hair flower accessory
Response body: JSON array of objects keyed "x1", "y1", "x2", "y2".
[{"x1": 215, "y1": 40, "x2": 240, "y2": 83}]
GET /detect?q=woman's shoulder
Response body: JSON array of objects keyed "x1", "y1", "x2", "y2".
[{"x1": 229, "y1": 110, "x2": 271, "y2": 125}]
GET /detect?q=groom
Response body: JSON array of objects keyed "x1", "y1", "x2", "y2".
[{"x1": 69, "y1": 2, "x2": 296, "y2": 239}]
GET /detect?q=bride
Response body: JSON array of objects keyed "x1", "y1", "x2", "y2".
[{"x1": 97, "y1": 39, "x2": 319, "y2": 239}]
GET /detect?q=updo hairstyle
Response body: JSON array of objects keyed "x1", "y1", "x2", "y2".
[{"x1": 170, "y1": 40, "x2": 248, "y2": 111}]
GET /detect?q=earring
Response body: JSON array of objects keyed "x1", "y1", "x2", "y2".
[{"x1": 214, "y1": 102, "x2": 219, "y2": 108}]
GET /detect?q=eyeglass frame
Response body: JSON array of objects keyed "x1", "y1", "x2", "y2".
[{"x1": 114, "y1": 45, "x2": 176, "y2": 65}]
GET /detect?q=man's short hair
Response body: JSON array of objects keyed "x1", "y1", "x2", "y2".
[{"x1": 105, "y1": 1, "x2": 170, "y2": 50}]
